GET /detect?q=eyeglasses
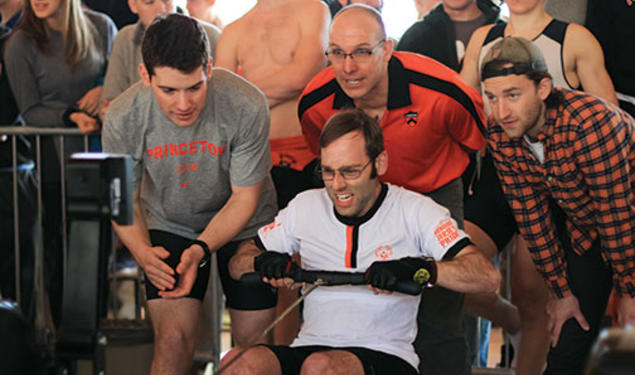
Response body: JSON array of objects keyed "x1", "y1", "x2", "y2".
[
  {"x1": 325, "y1": 40, "x2": 386, "y2": 63},
  {"x1": 320, "y1": 159, "x2": 374, "y2": 181}
]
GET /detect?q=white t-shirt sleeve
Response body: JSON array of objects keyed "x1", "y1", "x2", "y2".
[
  {"x1": 256, "y1": 201, "x2": 301, "y2": 256},
  {"x1": 414, "y1": 197, "x2": 470, "y2": 261}
]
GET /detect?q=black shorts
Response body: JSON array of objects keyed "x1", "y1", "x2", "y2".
[
  {"x1": 216, "y1": 238, "x2": 277, "y2": 310},
  {"x1": 146, "y1": 230, "x2": 277, "y2": 310},
  {"x1": 146, "y1": 229, "x2": 210, "y2": 300},
  {"x1": 463, "y1": 153, "x2": 518, "y2": 251},
  {"x1": 263, "y1": 345, "x2": 418, "y2": 375}
]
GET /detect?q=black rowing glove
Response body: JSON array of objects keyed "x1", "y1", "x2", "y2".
[
  {"x1": 365, "y1": 257, "x2": 437, "y2": 291},
  {"x1": 254, "y1": 251, "x2": 296, "y2": 280}
]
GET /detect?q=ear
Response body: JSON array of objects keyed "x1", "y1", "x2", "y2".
[
  {"x1": 128, "y1": 0, "x2": 138, "y2": 15},
  {"x1": 382, "y1": 39, "x2": 394, "y2": 63},
  {"x1": 138, "y1": 63, "x2": 152, "y2": 87},
  {"x1": 374, "y1": 150, "x2": 388, "y2": 177},
  {"x1": 206, "y1": 57, "x2": 213, "y2": 80},
  {"x1": 537, "y1": 77, "x2": 552, "y2": 101}
]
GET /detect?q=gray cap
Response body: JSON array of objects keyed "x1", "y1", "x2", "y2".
[{"x1": 480, "y1": 36, "x2": 548, "y2": 81}]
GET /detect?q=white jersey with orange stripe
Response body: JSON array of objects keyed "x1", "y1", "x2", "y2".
[{"x1": 257, "y1": 183, "x2": 470, "y2": 369}]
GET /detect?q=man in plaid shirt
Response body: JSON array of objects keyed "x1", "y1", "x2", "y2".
[{"x1": 480, "y1": 36, "x2": 635, "y2": 375}]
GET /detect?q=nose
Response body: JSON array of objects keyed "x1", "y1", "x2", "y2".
[
  {"x1": 175, "y1": 91, "x2": 190, "y2": 110},
  {"x1": 342, "y1": 55, "x2": 357, "y2": 74},
  {"x1": 494, "y1": 99, "x2": 510, "y2": 121},
  {"x1": 330, "y1": 172, "x2": 347, "y2": 191}
]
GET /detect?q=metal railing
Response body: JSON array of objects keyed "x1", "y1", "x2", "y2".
[{"x1": 1, "y1": 126, "x2": 89, "y2": 307}]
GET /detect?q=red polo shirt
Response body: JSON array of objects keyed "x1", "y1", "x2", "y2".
[{"x1": 298, "y1": 51, "x2": 486, "y2": 193}]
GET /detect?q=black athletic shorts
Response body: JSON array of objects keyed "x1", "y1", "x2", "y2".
[
  {"x1": 216, "y1": 237, "x2": 277, "y2": 310},
  {"x1": 146, "y1": 230, "x2": 277, "y2": 310},
  {"x1": 145, "y1": 229, "x2": 210, "y2": 300},
  {"x1": 263, "y1": 344, "x2": 418, "y2": 375},
  {"x1": 463, "y1": 152, "x2": 518, "y2": 251}
]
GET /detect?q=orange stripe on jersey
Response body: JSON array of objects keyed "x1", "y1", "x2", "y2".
[{"x1": 345, "y1": 226, "x2": 354, "y2": 268}]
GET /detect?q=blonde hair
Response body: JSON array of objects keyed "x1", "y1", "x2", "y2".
[{"x1": 19, "y1": 0, "x2": 100, "y2": 70}]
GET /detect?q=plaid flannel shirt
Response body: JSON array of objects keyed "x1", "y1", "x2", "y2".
[{"x1": 488, "y1": 88, "x2": 635, "y2": 298}]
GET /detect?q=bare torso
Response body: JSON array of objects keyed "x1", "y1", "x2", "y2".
[{"x1": 218, "y1": 0, "x2": 329, "y2": 139}]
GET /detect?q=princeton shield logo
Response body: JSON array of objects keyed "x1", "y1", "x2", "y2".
[{"x1": 404, "y1": 111, "x2": 418, "y2": 127}]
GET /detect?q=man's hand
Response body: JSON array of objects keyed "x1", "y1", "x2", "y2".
[
  {"x1": 76, "y1": 86, "x2": 103, "y2": 116},
  {"x1": 254, "y1": 251, "x2": 297, "y2": 288},
  {"x1": 69, "y1": 112, "x2": 100, "y2": 134},
  {"x1": 159, "y1": 244, "x2": 205, "y2": 299},
  {"x1": 365, "y1": 257, "x2": 436, "y2": 294},
  {"x1": 546, "y1": 294, "x2": 589, "y2": 347},
  {"x1": 618, "y1": 295, "x2": 635, "y2": 326},
  {"x1": 136, "y1": 245, "x2": 175, "y2": 291}
]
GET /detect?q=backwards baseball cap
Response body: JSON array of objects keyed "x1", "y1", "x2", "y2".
[{"x1": 480, "y1": 36, "x2": 549, "y2": 81}]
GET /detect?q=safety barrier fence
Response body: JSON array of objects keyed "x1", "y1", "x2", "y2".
[{"x1": 1, "y1": 126, "x2": 89, "y2": 306}]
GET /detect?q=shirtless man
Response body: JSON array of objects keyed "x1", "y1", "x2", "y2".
[
  {"x1": 215, "y1": 0, "x2": 329, "y2": 210},
  {"x1": 214, "y1": 0, "x2": 330, "y2": 345},
  {"x1": 460, "y1": 0, "x2": 617, "y2": 373}
]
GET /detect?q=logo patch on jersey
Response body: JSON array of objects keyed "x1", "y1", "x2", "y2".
[
  {"x1": 404, "y1": 111, "x2": 419, "y2": 127},
  {"x1": 261, "y1": 220, "x2": 282, "y2": 239},
  {"x1": 375, "y1": 245, "x2": 393, "y2": 260},
  {"x1": 434, "y1": 220, "x2": 459, "y2": 248}
]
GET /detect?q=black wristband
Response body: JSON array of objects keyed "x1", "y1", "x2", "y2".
[{"x1": 189, "y1": 239, "x2": 211, "y2": 268}]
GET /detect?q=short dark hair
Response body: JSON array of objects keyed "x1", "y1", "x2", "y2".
[
  {"x1": 142, "y1": 13, "x2": 210, "y2": 77},
  {"x1": 319, "y1": 109, "x2": 384, "y2": 160}
]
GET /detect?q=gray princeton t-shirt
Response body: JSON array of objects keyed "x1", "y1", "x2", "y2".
[{"x1": 103, "y1": 68, "x2": 277, "y2": 240}]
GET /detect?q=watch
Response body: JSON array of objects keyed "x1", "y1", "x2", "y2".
[{"x1": 189, "y1": 239, "x2": 211, "y2": 268}]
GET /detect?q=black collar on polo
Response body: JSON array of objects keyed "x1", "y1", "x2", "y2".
[{"x1": 334, "y1": 183, "x2": 389, "y2": 226}]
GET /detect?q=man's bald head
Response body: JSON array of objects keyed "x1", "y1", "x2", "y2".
[
  {"x1": 337, "y1": 0, "x2": 383, "y2": 11},
  {"x1": 331, "y1": 4, "x2": 387, "y2": 43}
]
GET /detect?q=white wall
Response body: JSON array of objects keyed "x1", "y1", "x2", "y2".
[{"x1": 176, "y1": 0, "x2": 426, "y2": 41}]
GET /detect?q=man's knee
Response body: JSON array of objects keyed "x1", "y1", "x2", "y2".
[
  {"x1": 220, "y1": 346, "x2": 279, "y2": 375},
  {"x1": 301, "y1": 352, "x2": 336, "y2": 375},
  {"x1": 219, "y1": 348, "x2": 249, "y2": 375},
  {"x1": 154, "y1": 325, "x2": 196, "y2": 354}
]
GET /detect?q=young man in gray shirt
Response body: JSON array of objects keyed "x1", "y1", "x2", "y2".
[{"x1": 102, "y1": 14, "x2": 277, "y2": 374}]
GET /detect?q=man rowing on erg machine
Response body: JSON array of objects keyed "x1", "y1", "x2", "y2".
[{"x1": 224, "y1": 109, "x2": 499, "y2": 375}]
